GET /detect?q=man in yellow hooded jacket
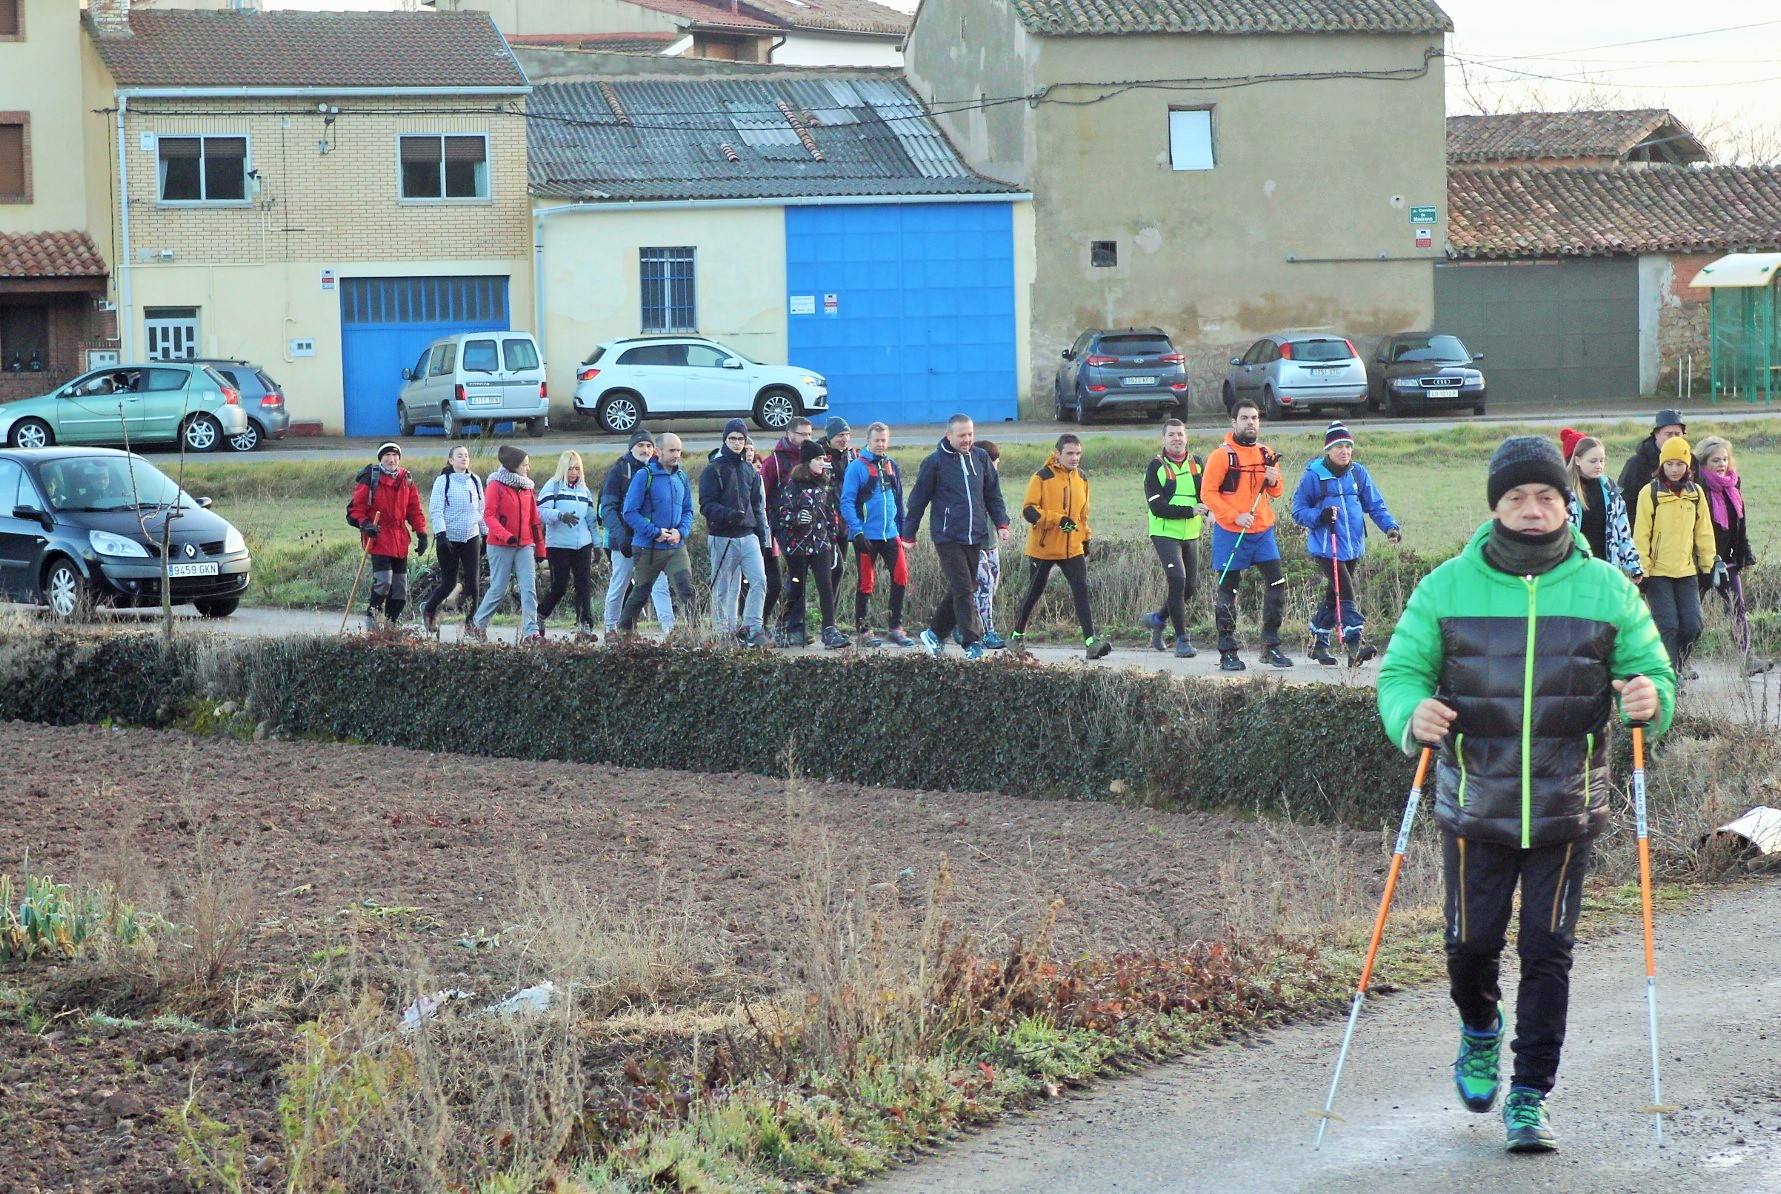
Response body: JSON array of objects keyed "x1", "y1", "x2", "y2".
[
  {"x1": 1632, "y1": 434, "x2": 1719, "y2": 676},
  {"x1": 1009, "y1": 434, "x2": 1112, "y2": 659}
]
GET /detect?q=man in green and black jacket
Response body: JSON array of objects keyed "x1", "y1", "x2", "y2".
[{"x1": 1378, "y1": 435, "x2": 1674, "y2": 1155}]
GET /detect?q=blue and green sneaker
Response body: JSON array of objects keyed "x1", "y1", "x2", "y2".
[
  {"x1": 1453, "y1": 1011, "x2": 1503, "y2": 1113},
  {"x1": 1502, "y1": 1085, "x2": 1557, "y2": 1152}
]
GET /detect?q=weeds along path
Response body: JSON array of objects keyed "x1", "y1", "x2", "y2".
[{"x1": 871, "y1": 877, "x2": 1781, "y2": 1194}]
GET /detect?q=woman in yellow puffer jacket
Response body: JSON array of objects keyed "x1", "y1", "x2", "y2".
[
  {"x1": 1632, "y1": 434, "x2": 1718, "y2": 675},
  {"x1": 1010, "y1": 434, "x2": 1111, "y2": 659}
]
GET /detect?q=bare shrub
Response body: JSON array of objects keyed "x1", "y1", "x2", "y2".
[{"x1": 1217, "y1": 815, "x2": 1441, "y2": 944}]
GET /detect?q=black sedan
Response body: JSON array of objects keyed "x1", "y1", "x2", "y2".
[
  {"x1": 0, "y1": 448, "x2": 251, "y2": 619},
  {"x1": 1366, "y1": 333, "x2": 1487, "y2": 416}
]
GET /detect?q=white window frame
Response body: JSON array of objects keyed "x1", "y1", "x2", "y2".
[
  {"x1": 396, "y1": 133, "x2": 491, "y2": 204},
  {"x1": 155, "y1": 134, "x2": 252, "y2": 206},
  {"x1": 1167, "y1": 108, "x2": 1215, "y2": 173}
]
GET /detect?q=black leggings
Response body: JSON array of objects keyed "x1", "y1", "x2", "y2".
[
  {"x1": 1149, "y1": 536, "x2": 1198, "y2": 637},
  {"x1": 1214, "y1": 557, "x2": 1286, "y2": 652},
  {"x1": 785, "y1": 552, "x2": 837, "y2": 630},
  {"x1": 761, "y1": 552, "x2": 781, "y2": 626},
  {"x1": 369, "y1": 553, "x2": 409, "y2": 621},
  {"x1": 1013, "y1": 555, "x2": 1095, "y2": 639},
  {"x1": 539, "y1": 544, "x2": 596, "y2": 629},
  {"x1": 423, "y1": 536, "x2": 481, "y2": 624},
  {"x1": 854, "y1": 539, "x2": 906, "y2": 629}
]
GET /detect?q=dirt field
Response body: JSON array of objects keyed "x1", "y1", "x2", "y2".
[{"x1": 0, "y1": 721, "x2": 1370, "y2": 1192}]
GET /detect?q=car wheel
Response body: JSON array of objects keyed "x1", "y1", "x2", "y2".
[
  {"x1": 1221, "y1": 383, "x2": 1235, "y2": 415},
  {"x1": 753, "y1": 388, "x2": 799, "y2": 432},
  {"x1": 527, "y1": 416, "x2": 548, "y2": 438},
  {"x1": 397, "y1": 401, "x2": 415, "y2": 437},
  {"x1": 1473, "y1": 403, "x2": 1487, "y2": 417},
  {"x1": 193, "y1": 597, "x2": 240, "y2": 618},
  {"x1": 43, "y1": 558, "x2": 88, "y2": 621},
  {"x1": 598, "y1": 392, "x2": 643, "y2": 435},
  {"x1": 1072, "y1": 398, "x2": 1089, "y2": 425},
  {"x1": 442, "y1": 404, "x2": 463, "y2": 438},
  {"x1": 1263, "y1": 388, "x2": 1283, "y2": 422},
  {"x1": 1365, "y1": 387, "x2": 1381, "y2": 414},
  {"x1": 227, "y1": 420, "x2": 262, "y2": 453},
  {"x1": 1053, "y1": 385, "x2": 1068, "y2": 423},
  {"x1": 182, "y1": 413, "x2": 223, "y2": 453},
  {"x1": 8, "y1": 418, "x2": 53, "y2": 450}
]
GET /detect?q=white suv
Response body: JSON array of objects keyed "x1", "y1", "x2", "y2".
[{"x1": 573, "y1": 336, "x2": 827, "y2": 434}]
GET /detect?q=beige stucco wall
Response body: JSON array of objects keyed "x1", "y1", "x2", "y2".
[
  {"x1": 772, "y1": 31, "x2": 903, "y2": 67},
  {"x1": 902, "y1": 0, "x2": 1036, "y2": 187},
  {"x1": 536, "y1": 202, "x2": 788, "y2": 406},
  {"x1": 0, "y1": 0, "x2": 93, "y2": 233}
]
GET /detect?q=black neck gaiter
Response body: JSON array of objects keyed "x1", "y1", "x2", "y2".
[{"x1": 1482, "y1": 521, "x2": 1573, "y2": 577}]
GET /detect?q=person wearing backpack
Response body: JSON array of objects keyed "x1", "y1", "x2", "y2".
[
  {"x1": 598, "y1": 430, "x2": 673, "y2": 636},
  {"x1": 1200, "y1": 399, "x2": 1289, "y2": 671},
  {"x1": 1009, "y1": 434, "x2": 1110, "y2": 660},
  {"x1": 1632, "y1": 435, "x2": 1718, "y2": 678},
  {"x1": 536, "y1": 450, "x2": 599, "y2": 641},
  {"x1": 1142, "y1": 418, "x2": 1207, "y2": 657},
  {"x1": 840, "y1": 421, "x2": 914, "y2": 647},
  {"x1": 347, "y1": 441, "x2": 428, "y2": 632},
  {"x1": 423, "y1": 443, "x2": 485, "y2": 635},
  {"x1": 1290, "y1": 421, "x2": 1402, "y2": 666},
  {"x1": 774, "y1": 440, "x2": 851, "y2": 649},
  {"x1": 701, "y1": 419, "x2": 771, "y2": 647},
  {"x1": 1693, "y1": 435, "x2": 1771, "y2": 676},
  {"x1": 618, "y1": 432, "x2": 698, "y2": 637}
]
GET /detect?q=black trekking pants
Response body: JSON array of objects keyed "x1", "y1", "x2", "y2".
[
  {"x1": 761, "y1": 552, "x2": 782, "y2": 626},
  {"x1": 1643, "y1": 575, "x2": 1703, "y2": 673},
  {"x1": 539, "y1": 544, "x2": 596, "y2": 630},
  {"x1": 1150, "y1": 535, "x2": 1198, "y2": 638},
  {"x1": 369, "y1": 554, "x2": 409, "y2": 621},
  {"x1": 1309, "y1": 557, "x2": 1366, "y2": 646},
  {"x1": 1214, "y1": 557, "x2": 1285, "y2": 652},
  {"x1": 781, "y1": 545, "x2": 831, "y2": 631},
  {"x1": 1444, "y1": 831, "x2": 1593, "y2": 1095},
  {"x1": 423, "y1": 536, "x2": 481, "y2": 625},
  {"x1": 1013, "y1": 555, "x2": 1095, "y2": 639},
  {"x1": 785, "y1": 551, "x2": 837, "y2": 631},
  {"x1": 854, "y1": 538, "x2": 906, "y2": 630},
  {"x1": 928, "y1": 542, "x2": 984, "y2": 647}
]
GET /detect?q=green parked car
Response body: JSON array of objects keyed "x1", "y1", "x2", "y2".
[{"x1": 0, "y1": 363, "x2": 251, "y2": 454}]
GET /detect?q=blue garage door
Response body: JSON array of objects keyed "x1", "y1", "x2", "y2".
[
  {"x1": 340, "y1": 276, "x2": 509, "y2": 437},
  {"x1": 785, "y1": 204, "x2": 1017, "y2": 428}
]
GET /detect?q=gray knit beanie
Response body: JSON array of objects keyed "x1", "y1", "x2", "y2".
[{"x1": 1487, "y1": 436, "x2": 1570, "y2": 508}]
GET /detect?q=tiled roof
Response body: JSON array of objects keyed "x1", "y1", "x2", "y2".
[
  {"x1": 527, "y1": 74, "x2": 1021, "y2": 202},
  {"x1": 1447, "y1": 110, "x2": 1709, "y2": 164},
  {"x1": 740, "y1": 0, "x2": 911, "y2": 37},
  {"x1": 627, "y1": 0, "x2": 782, "y2": 32},
  {"x1": 1448, "y1": 167, "x2": 1781, "y2": 258},
  {"x1": 1005, "y1": 0, "x2": 1451, "y2": 36},
  {"x1": 87, "y1": 10, "x2": 527, "y2": 91},
  {"x1": 0, "y1": 232, "x2": 109, "y2": 280},
  {"x1": 507, "y1": 32, "x2": 680, "y2": 54}
]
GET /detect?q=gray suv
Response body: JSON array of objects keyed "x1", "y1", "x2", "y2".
[
  {"x1": 189, "y1": 359, "x2": 290, "y2": 452},
  {"x1": 1054, "y1": 328, "x2": 1189, "y2": 422}
]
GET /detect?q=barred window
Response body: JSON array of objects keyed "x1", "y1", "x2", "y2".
[{"x1": 640, "y1": 247, "x2": 696, "y2": 333}]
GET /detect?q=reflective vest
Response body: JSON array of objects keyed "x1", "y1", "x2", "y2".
[{"x1": 1147, "y1": 454, "x2": 1204, "y2": 541}]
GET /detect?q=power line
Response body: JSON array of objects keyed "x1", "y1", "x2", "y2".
[
  {"x1": 1447, "y1": 53, "x2": 1781, "y2": 92},
  {"x1": 1458, "y1": 18, "x2": 1781, "y2": 65}
]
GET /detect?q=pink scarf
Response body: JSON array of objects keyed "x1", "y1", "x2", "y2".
[{"x1": 1699, "y1": 467, "x2": 1743, "y2": 527}]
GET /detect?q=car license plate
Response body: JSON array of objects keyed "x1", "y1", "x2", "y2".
[
  {"x1": 1427, "y1": 388, "x2": 1458, "y2": 398},
  {"x1": 468, "y1": 394, "x2": 501, "y2": 407},
  {"x1": 1125, "y1": 376, "x2": 1157, "y2": 387},
  {"x1": 1311, "y1": 367, "x2": 1341, "y2": 377},
  {"x1": 167, "y1": 561, "x2": 219, "y2": 578}
]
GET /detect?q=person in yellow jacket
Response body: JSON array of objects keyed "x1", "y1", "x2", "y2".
[
  {"x1": 1009, "y1": 434, "x2": 1111, "y2": 660},
  {"x1": 1200, "y1": 397, "x2": 1289, "y2": 671},
  {"x1": 1632, "y1": 434, "x2": 1719, "y2": 676}
]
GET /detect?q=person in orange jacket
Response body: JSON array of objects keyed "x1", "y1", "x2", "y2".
[
  {"x1": 1200, "y1": 398, "x2": 1290, "y2": 671},
  {"x1": 1008, "y1": 434, "x2": 1111, "y2": 660},
  {"x1": 347, "y1": 441, "x2": 427, "y2": 632}
]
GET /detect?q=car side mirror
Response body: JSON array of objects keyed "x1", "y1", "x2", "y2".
[
  {"x1": 12, "y1": 505, "x2": 51, "y2": 529},
  {"x1": 1061, "y1": 349, "x2": 1074, "y2": 360},
  {"x1": 1470, "y1": 352, "x2": 1485, "y2": 362},
  {"x1": 721, "y1": 358, "x2": 743, "y2": 369},
  {"x1": 1229, "y1": 357, "x2": 1242, "y2": 366},
  {"x1": 196, "y1": 496, "x2": 213, "y2": 509},
  {"x1": 401, "y1": 368, "x2": 414, "y2": 381}
]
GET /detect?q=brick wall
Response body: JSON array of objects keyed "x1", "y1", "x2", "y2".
[
  {"x1": 121, "y1": 96, "x2": 530, "y2": 267},
  {"x1": 0, "y1": 293, "x2": 114, "y2": 402}
]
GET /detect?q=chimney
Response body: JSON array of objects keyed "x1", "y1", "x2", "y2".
[{"x1": 90, "y1": 0, "x2": 135, "y2": 38}]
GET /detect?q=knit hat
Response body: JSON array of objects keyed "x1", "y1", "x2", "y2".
[
  {"x1": 824, "y1": 416, "x2": 851, "y2": 440},
  {"x1": 1323, "y1": 421, "x2": 1354, "y2": 451},
  {"x1": 376, "y1": 441, "x2": 401, "y2": 459},
  {"x1": 497, "y1": 444, "x2": 527, "y2": 472},
  {"x1": 1557, "y1": 427, "x2": 1586, "y2": 462},
  {"x1": 627, "y1": 428, "x2": 655, "y2": 449},
  {"x1": 1659, "y1": 435, "x2": 1693, "y2": 467},
  {"x1": 722, "y1": 417, "x2": 748, "y2": 438},
  {"x1": 1487, "y1": 436, "x2": 1570, "y2": 508},
  {"x1": 798, "y1": 439, "x2": 826, "y2": 465},
  {"x1": 1653, "y1": 408, "x2": 1686, "y2": 433}
]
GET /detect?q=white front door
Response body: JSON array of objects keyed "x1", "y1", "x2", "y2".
[{"x1": 144, "y1": 308, "x2": 199, "y2": 361}]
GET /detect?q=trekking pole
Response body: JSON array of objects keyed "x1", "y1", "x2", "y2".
[
  {"x1": 339, "y1": 541, "x2": 372, "y2": 635},
  {"x1": 1330, "y1": 516, "x2": 1345, "y2": 647},
  {"x1": 1314, "y1": 745, "x2": 1433, "y2": 1150},
  {"x1": 1215, "y1": 451, "x2": 1284, "y2": 589},
  {"x1": 1630, "y1": 722, "x2": 1672, "y2": 1146}
]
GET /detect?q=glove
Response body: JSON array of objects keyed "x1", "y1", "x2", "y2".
[
  {"x1": 1386, "y1": 528, "x2": 1403, "y2": 546},
  {"x1": 853, "y1": 533, "x2": 870, "y2": 556},
  {"x1": 1323, "y1": 507, "x2": 1339, "y2": 526},
  {"x1": 795, "y1": 508, "x2": 814, "y2": 528},
  {"x1": 413, "y1": 535, "x2": 426, "y2": 558},
  {"x1": 1081, "y1": 540, "x2": 1093, "y2": 560},
  {"x1": 561, "y1": 512, "x2": 579, "y2": 527},
  {"x1": 1059, "y1": 517, "x2": 1078, "y2": 533},
  {"x1": 618, "y1": 543, "x2": 633, "y2": 559},
  {"x1": 1710, "y1": 556, "x2": 1730, "y2": 591}
]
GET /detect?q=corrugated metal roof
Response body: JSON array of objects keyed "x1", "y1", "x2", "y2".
[{"x1": 528, "y1": 75, "x2": 1021, "y2": 202}]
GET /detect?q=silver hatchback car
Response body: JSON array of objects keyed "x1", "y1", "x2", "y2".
[{"x1": 1223, "y1": 332, "x2": 1369, "y2": 419}]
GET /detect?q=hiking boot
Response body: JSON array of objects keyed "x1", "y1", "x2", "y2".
[
  {"x1": 982, "y1": 630, "x2": 1008, "y2": 650},
  {"x1": 1310, "y1": 640, "x2": 1339, "y2": 666},
  {"x1": 575, "y1": 626, "x2": 599, "y2": 644},
  {"x1": 1347, "y1": 643, "x2": 1378, "y2": 667},
  {"x1": 737, "y1": 626, "x2": 768, "y2": 649},
  {"x1": 1174, "y1": 637, "x2": 1197, "y2": 659},
  {"x1": 856, "y1": 626, "x2": 883, "y2": 648},
  {"x1": 1219, "y1": 651, "x2": 1246, "y2": 673},
  {"x1": 821, "y1": 626, "x2": 852, "y2": 649},
  {"x1": 423, "y1": 607, "x2": 440, "y2": 635},
  {"x1": 1453, "y1": 1013, "x2": 1503, "y2": 1113},
  {"x1": 521, "y1": 632, "x2": 547, "y2": 647},
  {"x1": 362, "y1": 611, "x2": 382, "y2": 634},
  {"x1": 1742, "y1": 655, "x2": 1775, "y2": 678},
  {"x1": 886, "y1": 626, "x2": 916, "y2": 648},
  {"x1": 1085, "y1": 636, "x2": 1112, "y2": 660},
  {"x1": 1144, "y1": 611, "x2": 1167, "y2": 652},
  {"x1": 463, "y1": 624, "x2": 487, "y2": 643},
  {"x1": 1261, "y1": 646, "x2": 1294, "y2": 669},
  {"x1": 1502, "y1": 1086, "x2": 1557, "y2": 1153},
  {"x1": 963, "y1": 641, "x2": 987, "y2": 661},
  {"x1": 920, "y1": 629, "x2": 944, "y2": 657},
  {"x1": 1007, "y1": 631, "x2": 1029, "y2": 656}
]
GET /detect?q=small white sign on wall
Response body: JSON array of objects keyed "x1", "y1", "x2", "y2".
[
  {"x1": 320, "y1": 269, "x2": 336, "y2": 292},
  {"x1": 289, "y1": 339, "x2": 316, "y2": 358},
  {"x1": 789, "y1": 295, "x2": 816, "y2": 316},
  {"x1": 822, "y1": 293, "x2": 839, "y2": 316}
]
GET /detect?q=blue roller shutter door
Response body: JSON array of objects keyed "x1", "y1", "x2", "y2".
[{"x1": 339, "y1": 276, "x2": 510, "y2": 437}]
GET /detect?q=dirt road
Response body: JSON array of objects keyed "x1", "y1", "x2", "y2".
[{"x1": 871, "y1": 878, "x2": 1781, "y2": 1194}]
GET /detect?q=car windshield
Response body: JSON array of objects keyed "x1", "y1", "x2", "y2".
[
  {"x1": 1289, "y1": 339, "x2": 1354, "y2": 362},
  {"x1": 1392, "y1": 335, "x2": 1471, "y2": 364},
  {"x1": 704, "y1": 342, "x2": 751, "y2": 365},
  {"x1": 39, "y1": 457, "x2": 189, "y2": 512},
  {"x1": 1097, "y1": 336, "x2": 1174, "y2": 357}
]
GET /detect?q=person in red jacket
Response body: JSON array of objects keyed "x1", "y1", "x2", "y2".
[
  {"x1": 347, "y1": 441, "x2": 427, "y2": 631},
  {"x1": 468, "y1": 444, "x2": 547, "y2": 643}
]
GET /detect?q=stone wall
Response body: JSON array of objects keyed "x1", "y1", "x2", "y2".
[{"x1": 1656, "y1": 252, "x2": 1715, "y2": 399}]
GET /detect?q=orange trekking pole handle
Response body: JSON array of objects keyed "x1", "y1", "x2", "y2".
[{"x1": 1315, "y1": 744, "x2": 1433, "y2": 1149}]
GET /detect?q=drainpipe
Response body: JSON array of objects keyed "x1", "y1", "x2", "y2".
[
  {"x1": 532, "y1": 209, "x2": 548, "y2": 364},
  {"x1": 115, "y1": 94, "x2": 134, "y2": 361}
]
